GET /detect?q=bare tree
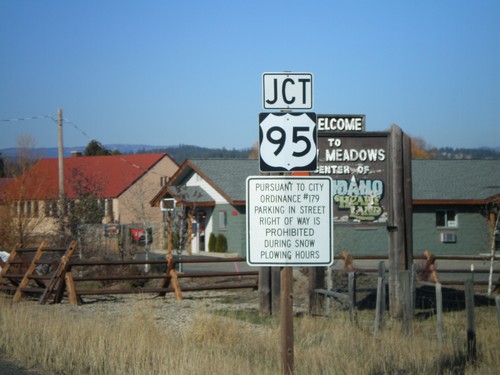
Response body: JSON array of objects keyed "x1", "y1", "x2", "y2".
[
  {"x1": 248, "y1": 141, "x2": 259, "y2": 159},
  {"x1": 59, "y1": 167, "x2": 106, "y2": 252},
  {"x1": 0, "y1": 134, "x2": 46, "y2": 247},
  {"x1": 168, "y1": 186, "x2": 203, "y2": 255},
  {"x1": 410, "y1": 136, "x2": 435, "y2": 159}
]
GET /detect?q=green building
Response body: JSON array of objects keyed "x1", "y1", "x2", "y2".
[{"x1": 152, "y1": 159, "x2": 499, "y2": 257}]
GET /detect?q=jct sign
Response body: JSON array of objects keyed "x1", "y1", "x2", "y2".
[
  {"x1": 262, "y1": 72, "x2": 313, "y2": 110},
  {"x1": 316, "y1": 133, "x2": 389, "y2": 223}
]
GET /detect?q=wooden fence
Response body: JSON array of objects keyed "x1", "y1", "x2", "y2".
[
  {"x1": 312, "y1": 250, "x2": 499, "y2": 320},
  {"x1": 334, "y1": 251, "x2": 500, "y2": 287},
  {"x1": 0, "y1": 242, "x2": 258, "y2": 305},
  {"x1": 1, "y1": 244, "x2": 497, "y2": 308}
]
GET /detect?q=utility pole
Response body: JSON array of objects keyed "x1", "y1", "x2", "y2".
[
  {"x1": 58, "y1": 108, "x2": 64, "y2": 198},
  {"x1": 57, "y1": 108, "x2": 65, "y2": 245}
]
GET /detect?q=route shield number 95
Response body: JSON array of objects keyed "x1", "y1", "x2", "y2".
[{"x1": 259, "y1": 112, "x2": 317, "y2": 172}]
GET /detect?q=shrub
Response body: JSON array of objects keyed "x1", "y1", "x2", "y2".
[
  {"x1": 215, "y1": 233, "x2": 227, "y2": 253},
  {"x1": 208, "y1": 232, "x2": 216, "y2": 252}
]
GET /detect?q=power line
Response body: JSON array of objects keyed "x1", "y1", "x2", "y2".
[
  {"x1": 0, "y1": 115, "x2": 55, "y2": 122},
  {"x1": 1, "y1": 113, "x2": 173, "y2": 179},
  {"x1": 63, "y1": 116, "x2": 172, "y2": 179}
]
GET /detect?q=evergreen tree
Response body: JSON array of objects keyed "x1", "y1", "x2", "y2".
[
  {"x1": 83, "y1": 140, "x2": 119, "y2": 156},
  {"x1": 0, "y1": 152, "x2": 5, "y2": 177}
]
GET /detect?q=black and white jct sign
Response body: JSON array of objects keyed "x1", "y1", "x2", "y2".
[
  {"x1": 259, "y1": 112, "x2": 317, "y2": 172},
  {"x1": 262, "y1": 72, "x2": 313, "y2": 110}
]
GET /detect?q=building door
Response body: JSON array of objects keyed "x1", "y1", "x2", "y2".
[{"x1": 197, "y1": 209, "x2": 207, "y2": 252}]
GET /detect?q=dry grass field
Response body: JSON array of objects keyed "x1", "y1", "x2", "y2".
[{"x1": 0, "y1": 283, "x2": 499, "y2": 375}]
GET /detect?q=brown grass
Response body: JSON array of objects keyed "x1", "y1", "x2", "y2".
[{"x1": 0, "y1": 295, "x2": 499, "y2": 374}]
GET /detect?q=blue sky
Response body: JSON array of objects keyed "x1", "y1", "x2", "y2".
[{"x1": 1, "y1": 0, "x2": 499, "y2": 150}]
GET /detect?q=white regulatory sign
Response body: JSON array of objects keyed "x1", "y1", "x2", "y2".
[
  {"x1": 259, "y1": 112, "x2": 317, "y2": 172},
  {"x1": 246, "y1": 176, "x2": 333, "y2": 267},
  {"x1": 263, "y1": 72, "x2": 313, "y2": 110}
]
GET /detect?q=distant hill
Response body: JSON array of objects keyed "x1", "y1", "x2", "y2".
[
  {"x1": 0, "y1": 144, "x2": 160, "y2": 159},
  {"x1": 0, "y1": 144, "x2": 254, "y2": 165},
  {"x1": 136, "y1": 144, "x2": 253, "y2": 164},
  {"x1": 1, "y1": 144, "x2": 499, "y2": 165}
]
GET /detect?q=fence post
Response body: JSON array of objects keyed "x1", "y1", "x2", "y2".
[
  {"x1": 465, "y1": 278, "x2": 477, "y2": 363},
  {"x1": 308, "y1": 266, "x2": 325, "y2": 315},
  {"x1": 65, "y1": 271, "x2": 80, "y2": 306},
  {"x1": 400, "y1": 270, "x2": 412, "y2": 336},
  {"x1": 374, "y1": 261, "x2": 386, "y2": 334},
  {"x1": 411, "y1": 262, "x2": 417, "y2": 313},
  {"x1": 496, "y1": 296, "x2": 500, "y2": 334},
  {"x1": 271, "y1": 267, "x2": 281, "y2": 315},
  {"x1": 348, "y1": 272, "x2": 356, "y2": 322},
  {"x1": 436, "y1": 282, "x2": 443, "y2": 344},
  {"x1": 259, "y1": 267, "x2": 271, "y2": 315},
  {"x1": 325, "y1": 266, "x2": 333, "y2": 317}
]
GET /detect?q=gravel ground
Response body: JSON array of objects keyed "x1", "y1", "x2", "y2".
[
  {"x1": 45, "y1": 267, "x2": 313, "y2": 332},
  {"x1": 50, "y1": 287, "x2": 265, "y2": 332}
]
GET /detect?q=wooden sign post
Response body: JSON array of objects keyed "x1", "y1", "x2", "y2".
[{"x1": 247, "y1": 176, "x2": 333, "y2": 374}]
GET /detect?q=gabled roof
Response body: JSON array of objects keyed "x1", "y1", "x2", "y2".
[
  {"x1": 151, "y1": 159, "x2": 259, "y2": 206},
  {"x1": 2, "y1": 153, "x2": 175, "y2": 200},
  {"x1": 412, "y1": 159, "x2": 500, "y2": 203},
  {"x1": 165, "y1": 185, "x2": 215, "y2": 206},
  {"x1": 0, "y1": 178, "x2": 14, "y2": 189}
]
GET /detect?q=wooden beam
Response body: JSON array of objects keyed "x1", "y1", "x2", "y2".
[
  {"x1": 13, "y1": 241, "x2": 47, "y2": 302},
  {"x1": 40, "y1": 240, "x2": 78, "y2": 304},
  {"x1": 65, "y1": 271, "x2": 80, "y2": 306}
]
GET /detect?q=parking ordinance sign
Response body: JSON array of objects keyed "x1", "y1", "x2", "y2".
[{"x1": 246, "y1": 176, "x2": 333, "y2": 267}]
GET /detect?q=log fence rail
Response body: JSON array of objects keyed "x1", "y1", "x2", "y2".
[{"x1": 0, "y1": 242, "x2": 258, "y2": 305}]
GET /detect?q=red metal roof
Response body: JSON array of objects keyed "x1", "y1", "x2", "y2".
[{"x1": 2, "y1": 154, "x2": 169, "y2": 200}]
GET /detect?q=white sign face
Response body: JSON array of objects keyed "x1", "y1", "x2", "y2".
[
  {"x1": 263, "y1": 72, "x2": 313, "y2": 110},
  {"x1": 259, "y1": 112, "x2": 317, "y2": 172},
  {"x1": 160, "y1": 198, "x2": 176, "y2": 212},
  {"x1": 246, "y1": 176, "x2": 333, "y2": 267}
]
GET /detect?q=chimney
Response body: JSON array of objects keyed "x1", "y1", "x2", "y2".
[{"x1": 71, "y1": 151, "x2": 82, "y2": 157}]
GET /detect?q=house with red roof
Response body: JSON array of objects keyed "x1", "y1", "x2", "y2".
[{"x1": 0, "y1": 153, "x2": 178, "y2": 248}]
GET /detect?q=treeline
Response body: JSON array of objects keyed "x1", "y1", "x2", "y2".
[
  {"x1": 135, "y1": 144, "x2": 253, "y2": 164},
  {"x1": 135, "y1": 144, "x2": 500, "y2": 164},
  {"x1": 434, "y1": 147, "x2": 500, "y2": 160}
]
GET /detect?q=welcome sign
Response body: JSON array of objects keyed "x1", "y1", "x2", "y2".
[{"x1": 316, "y1": 133, "x2": 389, "y2": 223}]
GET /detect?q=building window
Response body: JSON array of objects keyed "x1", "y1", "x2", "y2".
[
  {"x1": 47, "y1": 200, "x2": 57, "y2": 217},
  {"x1": 45, "y1": 200, "x2": 55, "y2": 217},
  {"x1": 98, "y1": 199, "x2": 106, "y2": 216},
  {"x1": 218, "y1": 211, "x2": 227, "y2": 229},
  {"x1": 32, "y1": 201, "x2": 39, "y2": 217},
  {"x1": 436, "y1": 210, "x2": 457, "y2": 228},
  {"x1": 17, "y1": 201, "x2": 24, "y2": 216}
]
